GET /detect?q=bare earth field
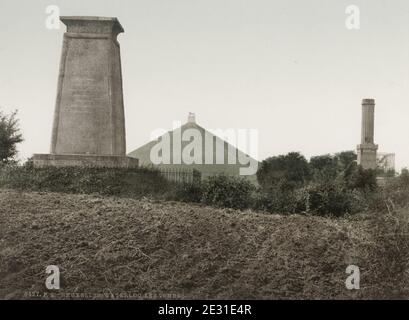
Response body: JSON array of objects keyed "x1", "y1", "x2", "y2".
[{"x1": 0, "y1": 189, "x2": 408, "y2": 299}]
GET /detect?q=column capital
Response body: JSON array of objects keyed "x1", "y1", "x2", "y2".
[{"x1": 362, "y1": 98, "x2": 375, "y2": 106}]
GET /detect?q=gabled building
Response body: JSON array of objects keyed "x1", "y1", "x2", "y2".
[{"x1": 128, "y1": 114, "x2": 259, "y2": 184}]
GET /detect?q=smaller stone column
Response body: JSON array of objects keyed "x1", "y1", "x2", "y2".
[{"x1": 357, "y1": 99, "x2": 378, "y2": 169}]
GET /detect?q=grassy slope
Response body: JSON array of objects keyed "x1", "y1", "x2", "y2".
[{"x1": 0, "y1": 189, "x2": 408, "y2": 299}]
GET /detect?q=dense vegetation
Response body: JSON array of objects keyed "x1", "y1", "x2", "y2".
[
  {"x1": 0, "y1": 152, "x2": 408, "y2": 217},
  {"x1": 172, "y1": 152, "x2": 408, "y2": 217},
  {"x1": 254, "y1": 151, "x2": 380, "y2": 216},
  {"x1": 0, "y1": 110, "x2": 407, "y2": 217},
  {"x1": 0, "y1": 162, "x2": 170, "y2": 198}
]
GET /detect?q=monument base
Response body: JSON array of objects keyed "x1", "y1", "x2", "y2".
[
  {"x1": 33, "y1": 154, "x2": 139, "y2": 168},
  {"x1": 357, "y1": 143, "x2": 378, "y2": 170}
]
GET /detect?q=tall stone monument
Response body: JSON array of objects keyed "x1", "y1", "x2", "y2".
[
  {"x1": 357, "y1": 98, "x2": 378, "y2": 169},
  {"x1": 33, "y1": 16, "x2": 138, "y2": 168}
]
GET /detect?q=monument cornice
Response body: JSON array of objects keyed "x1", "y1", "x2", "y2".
[
  {"x1": 64, "y1": 33, "x2": 112, "y2": 39},
  {"x1": 60, "y1": 16, "x2": 124, "y2": 36}
]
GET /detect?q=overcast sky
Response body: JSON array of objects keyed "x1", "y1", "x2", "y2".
[{"x1": 0, "y1": 0, "x2": 408, "y2": 169}]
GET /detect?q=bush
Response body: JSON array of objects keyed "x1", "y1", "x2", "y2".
[
  {"x1": 253, "y1": 180, "x2": 367, "y2": 217},
  {"x1": 171, "y1": 180, "x2": 203, "y2": 203},
  {"x1": 253, "y1": 185, "x2": 298, "y2": 214},
  {"x1": 370, "y1": 170, "x2": 409, "y2": 213},
  {"x1": 295, "y1": 182, "x2": 367, "y2": 217},
  {"x1": 201, "y1": 175, "x2": 254, "y2": 210},
  {"x1": 0, "y1": 164, "x2": 170, "y2": 198},
  {"x1": 345, "y1": 165, "x2": 377, "y2": 192}
]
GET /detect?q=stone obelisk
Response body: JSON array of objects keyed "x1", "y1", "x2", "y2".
[
  {"x1": 34, "y1": 16, "x2": 138, "y2": 168},
  {"x1": 357, "y1": 98, "x2": 378, "y2": 169}
]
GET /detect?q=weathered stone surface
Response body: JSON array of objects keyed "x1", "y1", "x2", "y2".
[
  {"x1": 51, "y1": 16, "x2": 125, "y2": 155},
  {"x1": 33, "y1": 16, "x2": 137, "y2": 168}
]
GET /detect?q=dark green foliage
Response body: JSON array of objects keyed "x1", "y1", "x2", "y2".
[
  {"x1": 253, "y1": 186, "x2": 298, "y2": 214},
  {"x1": 257, "y1": 152, "x2": 311, "y2": 191},
  {"x1": 310, "y1": 154, "x2": 338, "y2": 182},
  {"x1": 0, "y1": 164, "x2": 255, "y2": 211},
  {"x1": 0, "y1": 164, "x2": 169, "y2": 198},
  {"x1": 1, "y1": 150, "x2": 407, "y2": 218},
  {"x1": 201, "y1": 175, "x2": 255, "y2": 210},
  {"x1": 295, "y1": 182, "x2": 366, "y2": 217},
  {"x1": 335, "y1": 151, "x2": 357, "y2": 170},
  {"x1": 0, "y1": 110, "x2": 23, "y2": 165},
  {"x1": 254, "y1": 180, "x2": 367, "y2": 217},
  {"x1": 370, "y1": 168, "x2": 409, "y2": 212},
  {"x1": 345, "y1": 166, "x2": 378, "y2": 191},
  {"x1": 310, "y1": 151, "x2": 357, "y2": 183},
  {"x1": 255, "y1": 150, "x2": 380, "y2": 216},
  {"x1": 171, "y1": 180, "x2": 203, "y2": 203},
  {"x1": 310, "y1": 154, "x2": 335, "y2": 171},
  {"x1": 169, "y1": 174, "x2": 256, "y2": 210}
]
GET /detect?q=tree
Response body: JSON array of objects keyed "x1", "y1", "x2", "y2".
[
  {"x1": 310, "y1": 154, "x2": 335, "y2": 171},
  {"x1": 310, "y1": 154, "x2": 338, "y2": 182},
  {"x1": 257, "y1": 152, "x2": 311, "y2": 190},
  {"x1": 310, "y1": 151, "x2": 358, "y2": 183},
  {"x1": 346, "y1": 166, "x2": 377, "y2": 191},
  {"x1": 0, "y1": 110, "x2": 23, "y2": 165},
  {"x1": 335, "y1": 151, "x2": 357, "y2": 171}
]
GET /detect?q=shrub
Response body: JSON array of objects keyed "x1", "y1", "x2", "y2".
[
  {"x1": 370, "y1": 170, "x2": 409, "y2": 213},
  {"x1": 201, "y1": 175, "x2": 254, "y2": 210},
  {"x1": 345, "y1": 165, "x2": 377, "y2": 192},
  {"x1": 295, "y1": 182, "x2": 367, "y2": 217},
  {"x1": 253, "y1": 180, "x2": 367, "y2": 216},
  {"x1": 253, "y1": 185, "x2": 298, "y2": 214},
  {"x1": 0, "y1": 164, "x2": 170, "y2": 198},
  {"x1": 171, "y1": 180, "x2": 203, "y2": 203},
  {"x1": 256, "y1": 190, "x2": 298, "y2": 214}
]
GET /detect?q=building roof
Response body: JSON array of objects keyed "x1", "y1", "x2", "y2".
[{"x1": 128, "y1": 115, "x2": 259, "y2": 180}]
